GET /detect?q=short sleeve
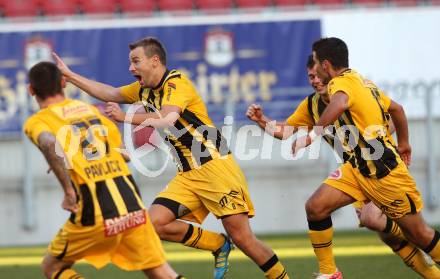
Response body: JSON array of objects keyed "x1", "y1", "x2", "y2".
[
  {"x1": 328, "y1": 77, "x2": 353, "y2": 107},
  {"x1": 379, "y1": 90, "x2": 392, "y2": 112},
  {"x1": 120, "y1": 82, "x2": 141, "y2": 104},
  {"x1": 161, "y1": 79, "x2": 193, "y2": 111},
  {"x1": 285, "y1": 98, "x2": 314, "y2": 128},
  {"x1": 90, "y1": 105, "x2": 122, "y2": 148},
  {"x1": 23, "y1": 116, "x2": 52, "y2": 145}
]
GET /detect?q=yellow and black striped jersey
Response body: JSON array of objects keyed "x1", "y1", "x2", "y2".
[
  {"x1": 286, "y1": 93, "x2": 341, "y2": 157},
  {"x1": 286, "y1": 71, "x2": 398, "y2": 179},
  {"x1": 24, "y1": 99, "x2": 144, "y2": 227},
  {"x1": 327, "y1": 69, "x2": 399, "y2": 178},
  {"x1": 120, "y1": 69, "x2": 229, "y2": 172}
]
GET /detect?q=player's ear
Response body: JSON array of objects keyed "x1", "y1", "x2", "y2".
[
  {"x1": 153, "y1": 54, "x2": 160, "y2": 67},
  {"x1": 61, "y1": 76, "x2": 67, "y2": 89},
  {"x1": 28, "y1": 84, "x2": 35, "y2": 97},
  {"x1": 322, "y1": 60, "x2": 329, "y2": 71}
]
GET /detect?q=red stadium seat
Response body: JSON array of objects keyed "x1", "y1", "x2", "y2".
[
  {"x1": 235, "y1": 0, "x2": 272, "y2": 8},
  {"x1": 1, "y1": 0, "x2": 40, "y2": 17},
  {"x1": 119, "y1": 0, "x2": 155, "y2": 13},
  {"x1": 195, "y1": 0, "x2": 231, "y2": 10},
  {"x1": 157, "y1": 0, "x2": 193, "y2": 11},
  {"x1": 40, "y1": 0, "x2": 79, "y2": 16},
  {"x1": 351, "y1": 0, "x2": 383, "y2": 4},
  {"x1": 388, "y1": 0, "x2": 419, "y2": 6},
  {"x1": 313, "y1": 0, "x2": 345, "y2": 5},
  {"x1": 273, "y1": 0, "x2": 309, "y2": 7},
  {"x1": 79, "y1": 0, "x2": 118, "y2": 14}
]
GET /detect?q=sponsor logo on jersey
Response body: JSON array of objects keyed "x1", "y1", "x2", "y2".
[{"x1": 104, "y1": 209, "x2": 146, "y2": 237}]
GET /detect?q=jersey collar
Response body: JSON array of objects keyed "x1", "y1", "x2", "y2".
[{"x1": 152, "y1": 69, "x2": 170, "y2": 90}]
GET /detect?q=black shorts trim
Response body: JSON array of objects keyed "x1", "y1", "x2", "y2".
[
  {"x1": 406, "y1": 194, "x2": 417, "y2": 214},
  {"x1": 152, "y1": 197, "x2": 181, "y2": 219}
]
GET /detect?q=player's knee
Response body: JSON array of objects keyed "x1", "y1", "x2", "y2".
[
  {"x1": 41, "y1": 256, "x2": 58, "y2": 279},
  {"x1": 224, "y1": 222, "x2": 253, "y2": 249},
  {"x1": 359, "y1": 212, "x2": 381, "y2": 231},
  {"x1": 358, "y1": 203, "x2": 384, "y2": 231},
  {"x1": 229, "y1": 230, "x2": 254, "y2": 250},
  {"x1": 41, "y1": 261, "x2": 51, "y2": 278},
  {"x1": 305, "y1": 198, "x2": 327, "y2": 220},
  {"x1": 150, "y1": 218, "x2": 167, "y2": 239}
]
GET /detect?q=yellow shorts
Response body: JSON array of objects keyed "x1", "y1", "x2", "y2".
[
  {"x1": 155, "y1": 154, "x2": 255, "y2": 224},
  {"x1": 48, "y1": 210, "x2": 166, "y2": 270},
  {"x1": 324, "y1": 161, "x2": 423, "y2": 219}
]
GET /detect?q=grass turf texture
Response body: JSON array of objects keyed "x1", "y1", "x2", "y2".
[{"x1": 0, "y1": 230, "x2": 419, "y2": 278}]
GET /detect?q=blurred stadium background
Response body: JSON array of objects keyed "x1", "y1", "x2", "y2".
[{"x1": 0, "y1": 0, "x2": 439, "y2": 278}]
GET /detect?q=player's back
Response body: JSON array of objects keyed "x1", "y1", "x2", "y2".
[{"x1": 24, "y1": 99, "x2": 145, "y2": 230}]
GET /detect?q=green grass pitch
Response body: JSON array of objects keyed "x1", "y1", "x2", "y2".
[{"x1": 0, "y1": 230, "x2": 419, "y2": 278}]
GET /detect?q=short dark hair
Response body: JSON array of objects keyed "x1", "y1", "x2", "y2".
[
  {"x1": 28, "y1": 61, "x2": 63, "y2": 100},
  {"x1": 129, "y1": 37, "x2": 167, "y2": 65},
  {"x1": 312, "y1": 37, "x2": 349, "y2": 69},
  {"x1": 306, "y1": 54, "x2": 314, "y2": 69}
]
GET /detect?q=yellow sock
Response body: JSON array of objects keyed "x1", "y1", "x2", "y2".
[
  {"x1": 51, "y1": 268, "x2": 84, "y2": 279},
  {"x1": 260, "y1": 255, "x2": 289, "y2": 279},
  {"x1": 308, "y1": 217, "x2": 336, "y2": 274},
  {"x1": 181, "y1": 224, "x2": 225, "y2": 252},
  {"x1": 425, "y1": 230, "x2": 440, "y2": 264},
  {"x1": 395, "y1": 241, "x2": 440, "y2": 278},
  {"x1": 383, "y1": 217, "x2": 405, "y2": 241}
]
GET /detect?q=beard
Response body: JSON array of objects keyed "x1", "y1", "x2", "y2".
[{"x1": 319, "y1": 71, "x2": 331, "y2": 85}]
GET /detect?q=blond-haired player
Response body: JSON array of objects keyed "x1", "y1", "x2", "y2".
[{"x1": 53, "y1": 37, "x2": 289, "y2": 279}]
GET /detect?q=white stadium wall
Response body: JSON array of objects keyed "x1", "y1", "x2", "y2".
[
  {"x1": 1, "y1": 6, "x2": 440, "y2": 246},
  {"x1": 322, "y1": 7, "x2": 440, "y2": 119}
]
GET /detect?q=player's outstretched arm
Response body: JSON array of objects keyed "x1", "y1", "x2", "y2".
[
  {"x1": 52, "y1": 52, "x2": 126, "y2": 103},
  {"x1": 37, "y1": 132, "x2": 78, "y2": 213},
  {"x1": 246, "y1": 104, "x2": 296, "y2": 140},
  {"x1": 105, "y1": 102, "x2": 181, "y2": 128},
  {"x1": 388, "y1": 100, "x2": 411, "y2": 165}
]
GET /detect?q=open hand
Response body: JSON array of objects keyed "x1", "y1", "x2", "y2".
[
  {"x1": 397, "y1": 142, "x2": 412, "y2": 166},
  {"x1": 62, "y1": 192, "x2": 78, "y2": 213},
  {"x1": 52, "y1": 52, "x2": 74, "y2": 80}
]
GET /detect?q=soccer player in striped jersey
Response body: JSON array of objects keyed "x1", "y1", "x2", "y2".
[
  {"x1": 291, "y1": 37, "x2": 440, "y2": 278},
  {"x1": 24, "y1": 62, "x2": 183, "y2": 279},
  {"x1": 53, "y1": 37, "x2": 289, "y2": 279},
  {"x1": 247, "y1": 54, "x2": 440, "y2": 278}
]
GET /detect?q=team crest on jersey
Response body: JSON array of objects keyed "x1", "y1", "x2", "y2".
[
  {"x1": 24, "y1": 37, "x2": 53, "y2": 70},
  {"x1": 167, "y1": 82, "x2": 176, "y2": 101},
  {"x1": 204, "y1": 29, "x2": 234, "y2": 67},
  {"x1": 328, "y1": 168, "x2": 342, "y2": 180}
]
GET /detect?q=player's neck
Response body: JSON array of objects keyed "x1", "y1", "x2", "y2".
[
  {"x1": 333, "y1": 67, "x2": 349, "y2": 77},
  {"x1": 152, "y1": 67, "x2": 167, "y2": 89},
  {"x1": 38, "y1": 94, "x2": 66, "y2": 109}
]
